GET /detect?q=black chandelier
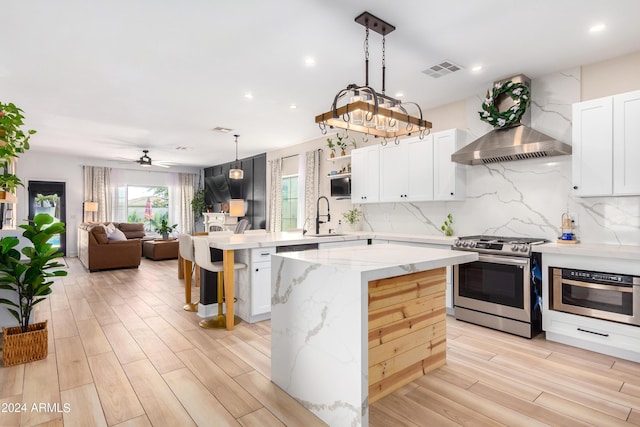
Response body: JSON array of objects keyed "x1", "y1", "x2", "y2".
[{"x1": 315, "y1": 12, "x2": 432, "y2": 142}]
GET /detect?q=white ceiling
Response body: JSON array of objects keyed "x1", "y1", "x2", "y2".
[{"x1": 3, "y1": 1, "x2": 640, "y2": 168}]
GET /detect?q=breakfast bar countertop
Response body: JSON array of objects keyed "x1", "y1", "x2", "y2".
[{"x1": 203, "y1": 230, "x2": 457, "y2": 250}]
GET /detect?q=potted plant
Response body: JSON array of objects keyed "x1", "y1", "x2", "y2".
[
  {"x1": 326, "y1": 137, "x2": 336, "y2": 158},
  {"x1": 342, "y1": 207, "x2": 363, "y2": 231},
  {"x1": 0, "y1": 213, "x2": 67, "y2": 366},
  {"x1": 441, "y1": 213, "x2": 454, "y2": 236},
  {"x1": 336, "y1": 135, "x2": 347, "y2": 156},
  {"x1": 0, "y1": 102, "x2": 35, "y2": 203},
  {"x1": 155, "y1": 218, "x2": 178, "y2": 239},
  {"x1": 191, "y1": 188, "x2": 207, "y2": 222}
]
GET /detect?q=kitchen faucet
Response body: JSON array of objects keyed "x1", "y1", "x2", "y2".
[{"x1": 316, "y1": 196, "x2": 330, "y2": 234}]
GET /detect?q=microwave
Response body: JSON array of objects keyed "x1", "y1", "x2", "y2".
[{"x1": 330, "y1": 177, "x2": 351, "y2": 198}]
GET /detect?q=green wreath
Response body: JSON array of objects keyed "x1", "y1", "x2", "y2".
[{"x1": 478, "y1": 80, "x2": 530, "y2": 128}]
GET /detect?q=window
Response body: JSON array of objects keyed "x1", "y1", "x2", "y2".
[
  {"x1": 281, "y1": 176, "x2": 298, "y2": 231},
  {"x1": 127, "y1": 186, "x2": 169, "y2": 231}
]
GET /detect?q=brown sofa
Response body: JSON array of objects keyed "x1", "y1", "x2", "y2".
[{"x1": 78, "y1": 222, "x2": 146, "y2": 272}]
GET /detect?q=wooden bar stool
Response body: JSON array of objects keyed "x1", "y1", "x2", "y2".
[
  {"x1": 178, "y1": 234, "x2": 199, "y2": 312},
  {"x1": 192, "y1": 236, "x2": 246, "y2": 329}
]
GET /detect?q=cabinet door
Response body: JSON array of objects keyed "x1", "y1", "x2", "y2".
[
  {"x1": 251, "y1": 262, "x2": 271, "y2": 316},
  {"x1": 379, "y1": 143, "x2": 408, "y2": 202},
  {"x1": 407, "y1": 136, "x2": 434, "y2": 201},
  {"x1": 433, "y1": 129, "x2": 466, "y2": 200},
  {"x1": 572, "y1": 97, "x2": 613, "y2": 196},
  {"x1": 351, "y1": 145, "x2": 379, "y2": 203},
  {"x1": 613, "y1": 90, "x2": 640, "y2": 195}
]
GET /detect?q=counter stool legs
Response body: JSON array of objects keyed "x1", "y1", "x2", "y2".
[
  {"x1": 183, "y1": 258, "x2": 199, "y2": 312},
  {"x1": 199, "y1": 272, "x2": 241, "y2": 329}
]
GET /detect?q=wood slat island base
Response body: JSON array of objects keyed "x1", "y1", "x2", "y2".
[
  {"x1": 270, "y1": 244, "x2": 476, "y2": 427},
  {"x1": 368, "y1": 268, "x2": 447, "y2": 403}
]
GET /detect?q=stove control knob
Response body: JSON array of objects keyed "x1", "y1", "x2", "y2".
[
  {"x1": 454, "y1": 239, "x2": 461, "y2": 247},
  {"x1": 511, "y1": 244, "x2": 518, "y2": 251},
  {"x1": 469, "y1": 241, "x2": 476, "y2": 248},
  {"x1": 462, "y1": 241, "x2": 469, "y2": 247},
  {"x1": 520, "y1": 245, "x2": 529, "y2": 252}
]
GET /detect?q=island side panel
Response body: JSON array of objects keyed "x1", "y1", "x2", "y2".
[
  {"x1": 271, "y1": 256, "x2": 368, "y2": 427},
  {"x1": 368, "y1": 267, "x2": 447, "y2": 404}
]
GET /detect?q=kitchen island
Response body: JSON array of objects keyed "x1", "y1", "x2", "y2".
[
  {"x1": 199, "y1": 231, "x2": 457, "y2": 329},
  {"x1": 270, "y1": 244, "x2": 477, "y2": 427}
]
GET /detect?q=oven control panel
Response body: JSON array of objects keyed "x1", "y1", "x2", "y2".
[{"x1": 562, "y1": 268, "x2": 639, "y2": 286}]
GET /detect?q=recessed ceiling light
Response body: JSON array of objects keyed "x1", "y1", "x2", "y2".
[
  {"x1": 590, "y1": 23, "x2": 606, "y2": 33},
  {"x1": 395, "y1": 92, "x2": 404, "y2": 98},
  {"x1": 471, "y1": 65, "x2": 483, "y2": 72},
  {"x1": 305, "y1": 57, "x2": 316, "y2": 66},
  {"x1": 213, "y1": 126, "x2": 233, "y2": 133},
  {"x1": 244, "y1": 92, "x2": 253, "y2": 99},
  {"x1": 289, "y1": 104, "x2": 297, "y2": 109}
]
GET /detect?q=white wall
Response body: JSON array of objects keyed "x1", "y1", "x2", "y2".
[{"x1": 0, "y1": 150, "x2": 199, "y2": 257}]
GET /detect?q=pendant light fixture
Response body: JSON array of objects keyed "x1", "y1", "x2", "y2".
[
  {"x1": 315, "y1": 12, "x2": 432, "y2": 143},
  {"x1": 229, "y1": 134, "x2": 243, "y2": 180}
]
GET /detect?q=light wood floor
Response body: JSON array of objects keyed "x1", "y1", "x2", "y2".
[{"x1": 2, "y1": 258, "x2": 640, "y2": 426}]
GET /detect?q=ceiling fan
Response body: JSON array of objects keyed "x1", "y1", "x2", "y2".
[{"x1": 120, "y1": 150, "x2": 174, "y2": 168}]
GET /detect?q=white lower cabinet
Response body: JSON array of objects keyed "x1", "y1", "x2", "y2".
[
  {"x1": 235, "y1": 247, "x2": 276, "y2": 323},
  {"x1": 541, "y1": 251, "x2": 640, "y2": 362}
]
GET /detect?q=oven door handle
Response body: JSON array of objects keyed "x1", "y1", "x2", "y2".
[
  {"x1": 477, "y1": 254, "x2": 530, "y2": 267},
  {"x1": 562, "y1": 278, "x2": 634, "y2": 293}
]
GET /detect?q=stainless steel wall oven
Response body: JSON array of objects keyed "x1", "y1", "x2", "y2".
[
  {"x1": 453, "y1": 235, "x2": 545, "y2": 338},
  {"x1": 551, "y1": 267, "x2": 640, "y2": 326}
]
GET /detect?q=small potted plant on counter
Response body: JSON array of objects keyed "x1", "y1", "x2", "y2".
[
  {"x1": 441, "y1": 213, "x2": 454, "y2": 236},
  {"x1": 343, "y1": 207, "x2": 363, "y2": 231},
  {"x1": 0, "y1": 213, "x2": 67, "y2": 366}
]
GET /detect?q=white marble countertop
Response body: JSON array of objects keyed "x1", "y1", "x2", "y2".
[
  {"x1": 273, "y1": 243, "x2": 477, "y2": 279},
  {"x1": 205, "y1": 230, "x2": 455, "y2": 250},
  {"x1": 534, "y1": 242, "x2": 640, "y2": 261}
]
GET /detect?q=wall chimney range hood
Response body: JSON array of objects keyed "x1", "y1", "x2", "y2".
[{"x1": 451, "y1": 74, "x2": 572, "y2": 165}]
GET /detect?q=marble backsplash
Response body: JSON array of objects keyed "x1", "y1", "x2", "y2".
[{"x1": 361, "y1": 68, "x2": 640, "y2": 245}]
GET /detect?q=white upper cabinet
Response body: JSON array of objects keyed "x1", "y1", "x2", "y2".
[
  {"x1": 613, "y1": 90, "x2": 640, "y2": 195},
  {"x1": 573, "y1": 90, "x2": 640, "y2": 197},
  {"x1": 572, "y1": 97, "x2": 614, "y2": 196},
  {"x1": 433, "y1": 129, "x2": 466, "y2": 201},
  {"x1": 352, "y1": 129, "x2": 466, "y2": 204},
  {"x1": 351, "y1": 144, "x2": 380, "y2": 203},
  {"x1": 379, "y1": 137, "x2": 434, "y2": 202}
]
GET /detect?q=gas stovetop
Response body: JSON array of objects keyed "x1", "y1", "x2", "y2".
[{"x1": 453, "y1": 235, "x2": 547, "y2": 256}]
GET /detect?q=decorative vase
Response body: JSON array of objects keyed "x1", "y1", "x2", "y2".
[
  {"x1": 162, "y1": 233, "x2": 169, "y2": 240},
  {"x1": 330, "y1": 152, "x2": 335, "y2": 158},
  {"x1": 341, "y1": 150, "x2": 346, "y2": 156},
  {"x1": 348, "y1": 222, "x2": 360, "y2": 232},
  {"x1": 2, "y1": 320, "x2": 48, "y2": 367}
]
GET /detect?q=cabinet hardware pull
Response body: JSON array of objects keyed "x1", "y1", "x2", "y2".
[
  {"x1": 255, "y1": 268, "x2": 259, "y2": 272},
  {"x1": 573, "y1": 186, "x2": 578, "y2": 190},
  {"x1": 577, "y1": 327, "x2": 609, "y2": 337}
]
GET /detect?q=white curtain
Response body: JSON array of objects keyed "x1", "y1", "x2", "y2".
[
  {"x1": 83, "y1": 166, "x2": 111, "y2": 222},
  {"x1": 179, "y1": 173, "x2": 196, "y2": 235},
  {"x1": 268, "y1": 158, "x2": 282, "y2": 232},
  {"x1": 108, "y1": 168, "x2": 128, "y2": 222},
  {"x1": 301, "y1": 149, "x2": 320, "y2": 231}
]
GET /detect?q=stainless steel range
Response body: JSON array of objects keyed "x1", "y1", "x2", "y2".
[{"x1": 453, "y1": 235, "x2": 546, "y2": 338}]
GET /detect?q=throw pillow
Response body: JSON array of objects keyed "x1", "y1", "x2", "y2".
[
  {"x1": 105, "y1": 223, "x2": 116, "y2": 233},
  {"x1": 106, "y1": 227, "x2": 127, "y2": 241}
]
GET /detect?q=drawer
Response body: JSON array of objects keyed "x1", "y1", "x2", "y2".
[{"x1": 251, "y1": 247, "x2": 276, "y2": 262}]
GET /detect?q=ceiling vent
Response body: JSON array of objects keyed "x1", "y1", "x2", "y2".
[{"x1": 422, "y1": 60, "x2": 463, "y2": 78}]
